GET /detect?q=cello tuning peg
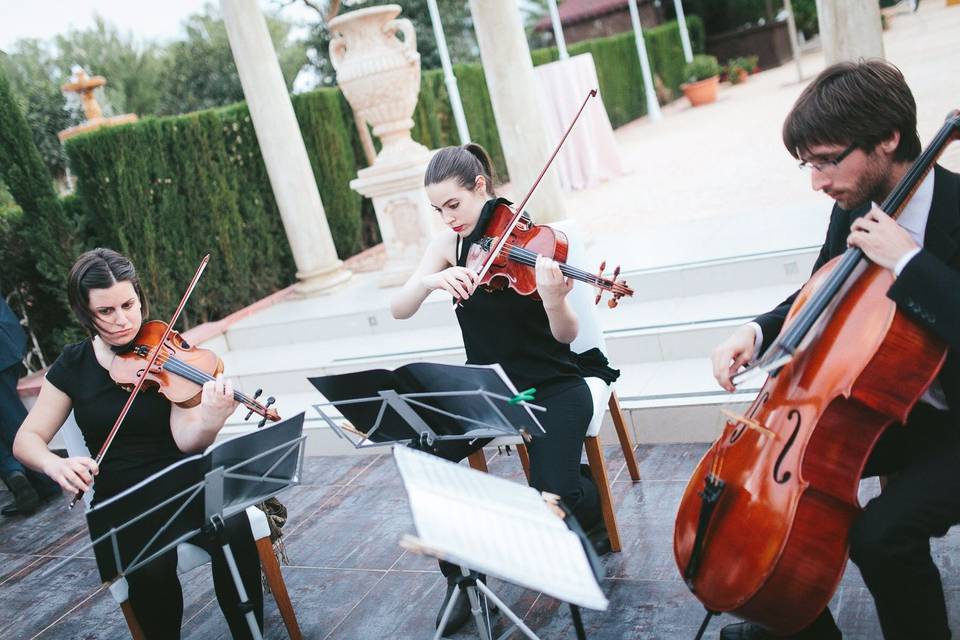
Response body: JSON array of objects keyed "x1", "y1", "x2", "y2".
[
  {"x1": 608, "y1": 297, "x2": 619, "y2": 309},
  {"x1": 613, "y1": 265, "x2": 621, "y2": 279},
  {"x1": 594, "y1": 292, "x2": 603, "y2": 305},
  {"x1": 598, "y1": 260, "x2": 606, "y2": 272}
]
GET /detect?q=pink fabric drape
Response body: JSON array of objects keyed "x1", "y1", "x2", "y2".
[{"x1": 533, "y1": 53, "x2": 625, "y2": 191}]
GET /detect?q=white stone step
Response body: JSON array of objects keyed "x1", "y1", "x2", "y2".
[
  {"x1": 221, "y1": 282, "x2": 797, "y2": 395},
  {"x1": 218, "y1": 357, "x2": 764, "y2": 455},
  {"x1": 220, "y1": 246, "x2": 818, "y2": 351}
]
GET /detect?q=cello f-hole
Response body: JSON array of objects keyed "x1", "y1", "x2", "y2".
[{"x1": 773, "y1": 409, "x2": 802, "y2": 484}]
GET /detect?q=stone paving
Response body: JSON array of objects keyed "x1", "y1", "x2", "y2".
[
  {"x1": 4, "y1": 443, "x2": 960, "y2": 639},
  {"x1": 5, "y1": 4, "x2": 960, "y2": 639}
]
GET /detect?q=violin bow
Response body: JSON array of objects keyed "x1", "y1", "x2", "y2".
[
  {"x1": 457, "y1": 89, "x2": 598, "y2": 304},
  {"x1": 69, "y1": 254, "x2": 211, "y2": 509}
]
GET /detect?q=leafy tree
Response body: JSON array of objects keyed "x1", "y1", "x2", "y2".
[
  {"x1": 157, "y1": 3, "x2": 308, "y2": 115},
  {"x1": 52, "y1": 15, "x2": 167, "y2": 117}
]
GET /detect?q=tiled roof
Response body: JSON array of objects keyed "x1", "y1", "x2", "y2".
[{"x1": 534, "y1": 0, "x2": 634, "y2": 31}]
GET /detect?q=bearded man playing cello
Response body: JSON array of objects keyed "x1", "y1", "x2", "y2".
[{"x1": 710, "y1": 60, "x2": 960, "y2": 639}]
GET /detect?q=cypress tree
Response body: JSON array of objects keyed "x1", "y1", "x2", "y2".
[{"x1": 0, "y1": 66, "x2": 72, "y2": 313}]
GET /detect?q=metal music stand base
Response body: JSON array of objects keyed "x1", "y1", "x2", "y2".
[{"x1": 434, "y1": 567, "x2": 589, "y2": 640}]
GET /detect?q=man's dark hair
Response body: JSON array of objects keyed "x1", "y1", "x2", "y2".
[
  {"x1": 67, "y1": 248, "x2": 147, "y2": 336},
  {"x1": 783, "y1": 59, "x2": 921, "y2": 163}
]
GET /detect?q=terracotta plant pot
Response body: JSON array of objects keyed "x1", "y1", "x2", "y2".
[{"x1": 681, "y1": 75, "x2": 720, "y2": 107}]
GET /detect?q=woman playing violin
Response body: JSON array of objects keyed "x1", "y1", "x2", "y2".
[
  {"x1": 13, "y1": 248, "x2": 263, "y2": 639},
  {"x1": 391, "y1": 143, "x2": 617, "y2": 635}
]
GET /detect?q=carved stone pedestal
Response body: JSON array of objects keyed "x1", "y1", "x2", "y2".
[{"x1": 351, "y1": 147, "x2": 434, "y2": 287}]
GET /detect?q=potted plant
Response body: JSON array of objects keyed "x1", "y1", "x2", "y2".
[
  {"x1": 681, "y1": 54, "x2": 721, "y2": 107},
  {"x1": 726, "y1": 57, "x2": 753, "y2": 84}
]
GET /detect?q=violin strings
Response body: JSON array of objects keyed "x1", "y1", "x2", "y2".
[
  {"x1": 503, "y1": 244, "x2": 633, "y2": 294},
  {"x1": 141, "y1": 352, "x2": 263, "y2": 410}
]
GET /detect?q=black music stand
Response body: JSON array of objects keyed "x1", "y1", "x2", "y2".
[
  {"x1": 308, "y1": 362, "x2": 546, "y2": 452},
  {"x1": 80, "y1": 413, "x2": 306, "y2": 640}
]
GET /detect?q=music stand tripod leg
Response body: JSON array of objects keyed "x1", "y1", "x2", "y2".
[
  {"x1": 206, "y1": 514, "x2": 263, "y2": 640},
  {"x1": 472, "y1": 579, "x2": 541, "y2": 640}
]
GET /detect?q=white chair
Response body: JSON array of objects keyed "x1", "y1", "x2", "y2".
[
  {"x1": 467, "y1": 220, "x2": 640, "y2": 552},
  {"x1": 59, "y1": 412, "x2": 302, "y2": 639}
]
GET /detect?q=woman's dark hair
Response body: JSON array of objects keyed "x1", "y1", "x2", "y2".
[
  {"x1": 783, "y1": 59, "x2": 921, "y2": 163},
  {"x1": 67, "y1": 248, "x2": 147, "y2": 336},
  {"x1": 424, "y1": 143, "x2": 498, "y2": 195}
]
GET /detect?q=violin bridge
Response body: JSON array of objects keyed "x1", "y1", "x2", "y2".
[{"x1": 720, "y1": 409, "x2": 775, "y2": 439}]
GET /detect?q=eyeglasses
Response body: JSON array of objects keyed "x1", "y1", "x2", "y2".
[{"x1": 797, "y1": 143, "x2": 858, "y2": 173}]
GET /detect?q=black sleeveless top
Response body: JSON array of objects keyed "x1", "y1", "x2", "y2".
[
  {"x1": 455, "y1": 198, "x2": 617, "y2": 394},
  {"x1": 46, "y1": 339, "x2": 187, "y2": 503}
]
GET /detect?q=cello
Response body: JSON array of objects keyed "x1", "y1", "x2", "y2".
[{"x1": 674, "y1": 110, "x2": 960, "y2": 636}]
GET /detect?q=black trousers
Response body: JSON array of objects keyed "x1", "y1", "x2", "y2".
[
  {"x1": 432, "y1": 379, "x2": 599, "y2": 577},
  {"x1": 798, "y1": 403, "x2": 959, "y2": 640},
  {"x1": 125, "y1": 512, "x2": 264, "y2": 639}
]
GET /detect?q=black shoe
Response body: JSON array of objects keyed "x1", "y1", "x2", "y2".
[
  {"x1": 720, "y1": 622, "x2": 776, "y2": 640},
  {"x1": 585, "y1": 520, "x2": 613, "y2": 556},
  {"x1": 720, "y1": 619, "x2": 841, "y2": 640},
  {"x1": 2, "y1": 471, "x2": 40, "y2": 516}
]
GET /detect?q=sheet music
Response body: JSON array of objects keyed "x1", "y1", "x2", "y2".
[{"x1": 394, "y1": 446, "x2": 608, "y2": 611}]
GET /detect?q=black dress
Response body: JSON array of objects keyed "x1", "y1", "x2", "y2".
[
  {"x1": 46, "y1": 339, "x2": 263, "y2": 639},
  {"x1": 438, "y1": 198, "x2": 617, "y2": 539}
]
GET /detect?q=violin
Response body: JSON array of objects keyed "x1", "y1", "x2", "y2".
[
  {"x1": 70, "y1": 255, "x2": 279, "y2": 508},
  {"x1": 464, "y1": 89, "x2": 633, "y2": 309},
  {"x1": 110, "y1": 319, "x2": 280, "y2": 425},
  {"x1": 465, "y1": 202, "x2": 634, "y2": 307}
]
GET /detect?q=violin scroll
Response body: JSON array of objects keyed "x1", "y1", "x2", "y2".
[{"x1": 594, "y1": 261, "x2": 633, "y2": 308}]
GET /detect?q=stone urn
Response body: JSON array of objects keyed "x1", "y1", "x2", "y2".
[
  {"x1": 328, "y1": 4, "x2": 436, "y2": 287},
  {"x1": 329, "y1": 5, "x2": 425, "y2": 167}
]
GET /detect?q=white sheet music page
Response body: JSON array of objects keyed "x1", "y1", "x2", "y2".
[{"x1": 393, "y1": 446, "x2": 608, "y2": 611}]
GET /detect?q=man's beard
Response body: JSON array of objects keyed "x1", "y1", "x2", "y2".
[{"x1": 845, "y1": 154, "x2": 891, "y2": 210}]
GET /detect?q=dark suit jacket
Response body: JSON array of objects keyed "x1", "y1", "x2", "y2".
[
  {"x1": 0, "y1": 297, "x2": 26, "y2": 371},
  {"x1": 753, "y1": 164, "x2": 960, "y2": 419}
]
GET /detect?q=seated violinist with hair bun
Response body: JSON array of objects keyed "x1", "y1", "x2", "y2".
[
  {"x1": 13, "y1": 247, "x2": 264, "y2": 639},
  {"x1": 390, "y1": 142, "x2": 619, "y2": 635}
]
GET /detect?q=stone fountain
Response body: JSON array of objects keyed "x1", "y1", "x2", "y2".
[{"x1": 58, "y1": 68, "x2": 138, "y2": 142}]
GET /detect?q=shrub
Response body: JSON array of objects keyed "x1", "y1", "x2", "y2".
[{"x1": 683, "y1": 54, "x2": 720, "y2": 83}]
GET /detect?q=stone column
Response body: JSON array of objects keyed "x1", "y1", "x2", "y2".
[
  {"x1": 815, "y1": 0, "x2": 884, "y2": 66},
  {"x1": 221, "y1": 0, "x2": 351, "y2": 295},
  {"x1": 469, "y1": 0, "x2": 567, "y2": 223}
]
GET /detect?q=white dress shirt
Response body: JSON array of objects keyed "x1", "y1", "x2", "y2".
[{"x1": 748, "y1": 170, "x2": 948, "y2": 410}]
